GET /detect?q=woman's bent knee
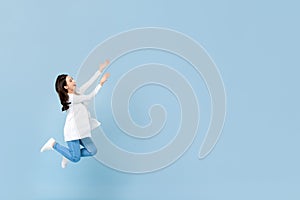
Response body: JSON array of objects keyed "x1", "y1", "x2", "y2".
[
  {"x1": 90, "y1": 148, "x2": 97, "y2": 156},
  {"x1": 70, "y1": 155, "x2": 81, "y2": 163}
]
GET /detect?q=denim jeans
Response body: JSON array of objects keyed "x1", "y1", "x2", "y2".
[{"x1": 53, "y1": 137, "x2": 97, "y2": 163}]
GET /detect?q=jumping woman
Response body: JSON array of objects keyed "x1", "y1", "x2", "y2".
[{"x1": 40, "y1": 60, "x2": 110, "y2": 168}]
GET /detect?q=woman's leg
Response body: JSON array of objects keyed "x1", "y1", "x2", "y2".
[
  {"x1": 53, "y1": 140, "x2": 81, "y2": 163},
  {"x1": 79, "y1": 137, "x2": 98, "y2": 157}
]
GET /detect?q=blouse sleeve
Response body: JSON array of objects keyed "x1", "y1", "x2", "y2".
[
  {"x1": 73, "y1": 84, "x2": 102, "y2": 104},
  {"x1": 77, "y1": 70, "x2": 102, "y2": 94}
]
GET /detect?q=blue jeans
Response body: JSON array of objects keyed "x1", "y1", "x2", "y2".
[{"x1": 53, "y1": 137, "x2": 97, "y2": 163}]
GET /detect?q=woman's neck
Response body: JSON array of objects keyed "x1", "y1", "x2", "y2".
[{"x1": 68, "y1": 89, "x2": 75, "y2": 94}]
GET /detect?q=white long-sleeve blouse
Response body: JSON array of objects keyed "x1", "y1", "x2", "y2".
[{"x1": 63, "y1": 70, "x2": 102, "y2": 141}]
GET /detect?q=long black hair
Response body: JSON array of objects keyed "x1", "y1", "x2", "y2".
[{"x1": 55, "y1": 74, "x2": 71, "y2": 111}]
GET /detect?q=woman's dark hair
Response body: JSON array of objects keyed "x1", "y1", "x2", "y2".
[{"x1": 55, "y1": 74, "x2": 71, "y2": 111}]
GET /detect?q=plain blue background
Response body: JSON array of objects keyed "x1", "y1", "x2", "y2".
[{"x1": 1, "y1": 0, "x2": 299, "y2": 199}]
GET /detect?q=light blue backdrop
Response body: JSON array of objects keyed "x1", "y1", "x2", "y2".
[{"x1": 0, "y1": 0, "x2": 299, "y2": 199}]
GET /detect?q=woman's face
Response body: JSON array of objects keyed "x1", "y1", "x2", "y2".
[{"x1": 64, "y1": 76, "x2": 77, "y2": 93}]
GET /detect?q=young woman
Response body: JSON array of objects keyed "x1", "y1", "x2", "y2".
[{"x1": 41, "y1": 60, "x2": 110, "y2": 168}]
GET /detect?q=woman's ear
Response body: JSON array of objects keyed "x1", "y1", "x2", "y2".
[{"x1": 64, "y1": 85, "x2": 68, "y2": 90}]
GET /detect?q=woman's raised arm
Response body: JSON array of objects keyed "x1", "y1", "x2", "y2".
[{"x1": 78, "y1": 60, "x2": 110, "y2": 94}]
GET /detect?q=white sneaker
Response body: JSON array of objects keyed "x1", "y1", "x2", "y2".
[
  {"x1": 61, "y1": 156, "x2": 69, "y2": 168},
  {"x1": 40, "y1": 138, "x2": 55, "y2": 152}
]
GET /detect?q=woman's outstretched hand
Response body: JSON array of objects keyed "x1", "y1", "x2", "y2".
[
  {"x1": 99, "y1": 59, "x2": 110, "y2": 73},
  {"x1": 100, "y1": 73, "x2": 110, "y2": 86}
]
